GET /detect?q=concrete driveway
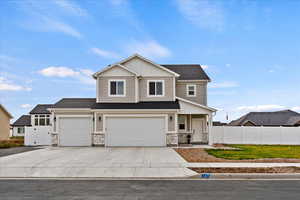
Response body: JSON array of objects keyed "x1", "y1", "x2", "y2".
[{"x1": 0, "y1": 147, "x2": 197, "y2": 178}]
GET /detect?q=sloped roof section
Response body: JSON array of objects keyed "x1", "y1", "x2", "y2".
[
  {"x1": 30, "y1": 104, "x2": 53, "y2": 114},
  {"x1": 12, "y1": 115, "x2": 31, "y2": 126},
  {"x1": 92, "y1": 101, "x2": 180, "y2": 110},
  {"x1": 53, "y1": 98, "x2": 96, "y2": 109},
  {"x1": 229, "y1": 110, "x2": 300, "y2": 126},
  {"x1": 162, "y1": 64, "x2": 211, "y2": 81}
]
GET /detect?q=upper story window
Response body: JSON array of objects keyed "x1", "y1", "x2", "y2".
[
  {"x1": 186, "y1": 84, "x2": 196, "y2": 97},
  {"x1": 109, "y1": 80, "x2": 125, "y2": 96},
  {"x1": 34, "y1": 115, "x2": 50, "y2": 126},
  {"x1": 148, "y1": 80, "x2": 164, "y2": 97}
]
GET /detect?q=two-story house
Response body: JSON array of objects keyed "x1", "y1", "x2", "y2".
[{"x1": 47, "y1": 54, "x2": 216, "y2": 146}]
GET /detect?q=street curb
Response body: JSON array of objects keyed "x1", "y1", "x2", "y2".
[{"x1": 192, "y1": 173, "x2": 300, "y2": 179}]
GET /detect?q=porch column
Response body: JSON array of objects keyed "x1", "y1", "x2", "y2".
[{"x1": 208, "y1": 113, "x2": 213, "y2": 145}]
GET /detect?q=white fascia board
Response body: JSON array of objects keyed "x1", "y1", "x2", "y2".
[
  {"x1": 48, "y1": 108, "x2": 91, "y2": 112},
  {"x1": 93, "y1": 64, "x2": 140, "y2": 78},
  {"x1": 176, "y1": 96, "x2": 217, "y2": 112},
  {"x1": 177, "y1": 80, "x2": 210, "y2": 83}
]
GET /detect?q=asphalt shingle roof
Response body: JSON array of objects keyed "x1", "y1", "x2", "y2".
[
  {"x1": 53, "y1": 98, "x2": 180, "y2": 110},
  {"x1": 229, "y1": 110, "x2": 300, "y2": 126},
  {"x1": 29, "y1": 104, "x2": 53, "y2": 114},
  {"x1": 91, "y1": 100, "x2": 180, "y2": 109},
  {"x1": 53, "y1": 98, "x2": 96, "y2": 108},
  {"x1": 12, "y1": 115, "x2": 31, "y2": 126},
  {"x1": 161, "y1": 64, "x2": 211, "y2": 81}
]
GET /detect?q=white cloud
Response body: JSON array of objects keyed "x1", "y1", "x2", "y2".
[
  {"x1": 237, "y1": 105, "x2": 286, "y2": 112},
  {"x1": 39, "y1": 16, "x2": 82, "y2": 38},
  {"x1": 53, "y1": 0, "x2": 88, "y2": 16},
  {"x1": 39, "y1": 66, "x2": 79, "y2": 77},
  {"x1": 225, "y1": 63, "x2": 231, "y2": 67},
  {"x1": 126, "y1": 40, "x2": 171, "y2": 59},
  {"x1": 0, "y1": 77, "x2": 32, "y2": 91},
  {"x1": 176, "y1": 0, "x2": 224, "y2": 31},
  {"x1": 38, "y1": 66, "x2": 94, "y2": 85},
  {"x1": 20, "y1": 104, "x2": 32, "y2": 109},
  {"x1": 90, "y1": 48, "x2": 120, "y2": 59},
  {"x1": 201, "y1": 65, "x2": 209, "y2": 69},
  {"x1": 17, "y1": 0, "x2": 83, "y2": 39},
  {"x1": 292, "y1": 106, "x2": 300, "y2": 112},
  {"x1": 209, "y1": 81, "x2": 239, "y2": 88}
]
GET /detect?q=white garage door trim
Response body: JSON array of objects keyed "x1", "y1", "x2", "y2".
[
  {"x1": 57, "y1": 115, "x2": 93, "y2": 146},
  {"x1": 104, "y1": 114, "x2": 168, "y2": 147}
]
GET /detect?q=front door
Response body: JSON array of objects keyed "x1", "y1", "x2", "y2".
[{"x1": 191, "y1": 118, "x2": 206, "y2": 143}]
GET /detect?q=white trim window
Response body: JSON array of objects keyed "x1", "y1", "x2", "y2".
[
  {"x1": 186, "y1": 84, "x2": 196, "y2": 97},
  {"x1": 178, "y1": 115, "x2": 187, "y2": 131},
  {"x1": 17, "y1": 127, "x2": 25, "y2": 134},
  {"x1": 109, "y1": 80, "x2": 125, "y2": 97},
  {"x1": 34, "y1": 115, "x2": 51, "y2": 126},
  {"x1": 147, "y1": 80, "x2": 164, "y2": 97}
]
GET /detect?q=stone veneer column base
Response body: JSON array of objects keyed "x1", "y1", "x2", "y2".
[
  {"x1": 51, "y1": 133, "x2": 58, "y2": 146},
  {"x1": 166, "y1": 133, "x2": 178, "y2": 146},
  {"x1": 92, "y1": 133, "x2": 105, "y2": 146}
]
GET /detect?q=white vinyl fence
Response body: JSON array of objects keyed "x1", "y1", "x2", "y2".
[
  {"x1": 24, "y1": 126, "x2": 52, "y2": 146},
  {"x1": 212, "y1": 126, "x2": 300, "y2": 145}
]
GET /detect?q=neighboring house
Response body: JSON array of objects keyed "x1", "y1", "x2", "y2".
[
  {"x1": 228, "y1": 110, "x2": 300, "y2": 127},
  {"x1": 213, "y1": 121, "x2": 227, "y2": 126},
  {"x1": 0, "y1": 104, "x2": 13, "y2": 140},
  {"x1": 12, "y1": 104, "x2": 53, "y2": 137},
  {"x1": 47, "y1": 54, "x2": 216, "y2": 147},
  {"x1": 11, "y1": 115, "x2": 31, "y2": 136}
]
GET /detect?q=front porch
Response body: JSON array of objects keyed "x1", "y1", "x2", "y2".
[
  {"x1": 177, "y1": 114, "x2": 210, "y2": 145},
  {"x1": 176, "y1": 97, "x2": 216, "y2": 146}
]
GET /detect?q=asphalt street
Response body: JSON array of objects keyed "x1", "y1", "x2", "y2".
[{"x1": 0, "y1": 179, "x2": 300, "y2": 200}]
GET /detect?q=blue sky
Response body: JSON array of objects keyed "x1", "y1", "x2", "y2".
[{"x1": 1, "y1": 0, "x2": 300, "y2": 122}]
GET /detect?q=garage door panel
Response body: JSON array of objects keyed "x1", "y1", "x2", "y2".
[
  {"x1": 59, "y1": 117, "x2": 92, "y2": 146},
  {"x1": 106, "y1": 117, "x2": 166, "y2": 147}
]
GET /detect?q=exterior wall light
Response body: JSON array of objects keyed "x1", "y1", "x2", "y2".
[
  {"x1": 169, "y1": 116, "x2": 173, "y2": 121},
  {"x1": 99, "y1": 116, "x2": 102, "y2": 121}
]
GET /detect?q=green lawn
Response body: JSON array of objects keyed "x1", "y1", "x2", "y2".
[{"x1": 206, "y1": 145, "x2": 300, "y2": 160}]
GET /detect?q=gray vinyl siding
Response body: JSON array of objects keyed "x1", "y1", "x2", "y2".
[
  {"x1": 98, "y1": 76, "x2": 136, "y2": 103},
  {"x1": 139, "y1": 77, "x2": 174, "y2": 101},
  {"x1": 176, "y1": 82, "x2": 207, "y2": 105}
]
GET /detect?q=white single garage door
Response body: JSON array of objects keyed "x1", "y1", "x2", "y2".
[
  {"x1": 59, "y1": 117, "x2": 92, "y2": 146},
  {"x1": 106, "y1": 116, "x2": 166, "y2": 147}
]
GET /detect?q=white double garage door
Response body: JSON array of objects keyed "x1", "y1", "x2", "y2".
[{"x1": 58, "y1": 115, "x2": 167, "y2": 146}]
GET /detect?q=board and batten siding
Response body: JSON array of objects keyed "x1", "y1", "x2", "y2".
[
  {"x1": 97, "y1": 76, "x2": 136, "y2": 103},
  {"x1": 176, "y1": 82, "x2": 207, "y2": 106}
]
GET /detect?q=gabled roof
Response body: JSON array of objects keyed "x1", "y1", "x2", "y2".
[
  {"x1": 176, "y1": 96, "x2": 217, "y2": 112},
  {"x1": 12, "y1": 115, "x2": 31, "y2": 126},
  {"x1": 162, "y1": 64, "x2": 211, "y2": 81},
  {"x1": 93, "y1": 54, "x2": 180, "y2": 78},
  {"x1": 0, "y1": 104, "x2": 13, "y2": 118},
  {"x1": 29, "y1": 104, "x2": 53, "y2": 114},
  {"x1": 229, "y1": 110, "x2": 300, "y2": 126},
  {"x1": 93, "y1": 64, "x2": 140, "y2": 79}
]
